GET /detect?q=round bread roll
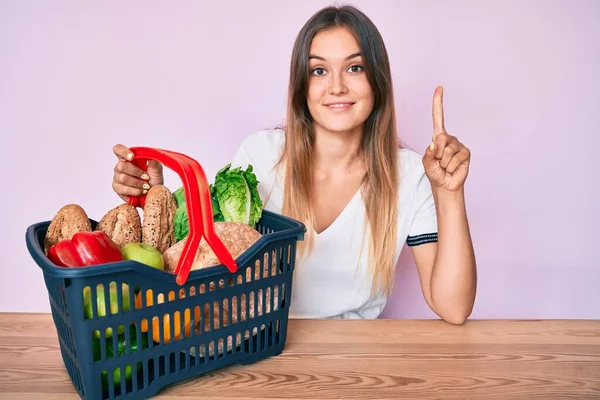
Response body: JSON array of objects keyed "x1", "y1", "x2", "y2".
[
  {"x1": 165, "y1": 222, "x2": 279, "y2": 349},
  {"x1": 142, "y1": 185, "x2": 176, "y2": 254},
  {"x1": 95, "y1": 203, "x2": 141, "y2": 248},
  {"x1": 163, "y1": 222, "x2": 279, "y2": 356},
  {"x1": 162, "y1": 221, "x2": 263, "y2": 272},
  {"x1": 44, "y1": 204, "x2": 92, "y2": 254},
  {"x1": 193, "y1": 281, "x2": 278, "y2": 358}
]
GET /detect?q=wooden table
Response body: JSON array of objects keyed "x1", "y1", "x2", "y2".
[{"x1": 0, "y1": 313, "x2": 599, "y2": 399}]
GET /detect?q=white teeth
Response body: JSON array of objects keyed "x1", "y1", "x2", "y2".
[{"x1": 328, "y1": 103, "x2": 351, "y2": 108}]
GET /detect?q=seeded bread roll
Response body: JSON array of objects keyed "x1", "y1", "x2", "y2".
[
  {"x1": 95, "y1": 203, "x2": 141, "y2": 248},
  {"x1": 142, "y1": 185, "x2": 176, "y2": 253},
  {"x1": 44, "y1": 204, "x2": 92, "y2": 253},
  {"x1": 163, "y1": 221, "x2": 279, "y2": 337},
  {"x1": 162, "y1": 221, "x2": 262, "y2": 272}
]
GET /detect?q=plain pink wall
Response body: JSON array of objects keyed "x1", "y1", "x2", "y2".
[{"x1": 1, "y1": 0, "x2": 598, "y2": 318}]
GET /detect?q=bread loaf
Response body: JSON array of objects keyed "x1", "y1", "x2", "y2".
[
  {"x1": 95, "y1": 203, "x2": 141, "y2": 248},
  {"x1": 142, "y1": 185, "x2": 177, "y2": 253},
  {"x1": 44, "y1": 204, "x2": 92, "y2": 253},
  {"x1": 163, "y1": 221, "x2": 280, "y2": 357},
  {"x1": 162, "y1": 221, "x2": 262, "y2": 272}
]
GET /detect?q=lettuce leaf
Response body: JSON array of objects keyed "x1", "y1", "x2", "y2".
[
  {"x1": 172, "y1": 163, "x2": 262, "y2": 241},
  {"x1": 173, "y1": 187, "x2": 189, "y2": 241},
  {"x1": 172, "y1": 186, "x2": 186, "y2": 207},
  {"x1": 242, "y1": 165, "x2": 262, "y2": 227}
]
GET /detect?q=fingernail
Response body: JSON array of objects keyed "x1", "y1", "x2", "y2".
[
  {"x1": 126, "y1": 153, "x2": 133, "y2": 160},
  {"x1": 430, "y1": 142, "x2": 435, "y2": 150},
  {"x1": 143, "y1": 183, "x2": 150, "y2": 190},
  {"x1": 142, "y1": 189, "x2": 148, "y2": 194},
  {"x1": 141, "y1": 173, "x2": 149, "y2": 180}
]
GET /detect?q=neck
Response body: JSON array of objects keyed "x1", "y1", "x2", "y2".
[{"x1": 313, "y1": 125, "x2": 363, "y2": 172}]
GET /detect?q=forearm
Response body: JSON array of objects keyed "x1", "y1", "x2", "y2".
[{"x1": 430, "y1": 187, "x2": 477, "y2": 324}]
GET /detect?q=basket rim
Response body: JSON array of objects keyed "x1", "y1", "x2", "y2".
[{"x1": 26, "y1": 209, "x2": 305, "y2": 283}]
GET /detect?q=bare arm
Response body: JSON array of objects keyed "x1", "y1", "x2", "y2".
[
  {"x1": 412, "y1": 86, "x2": 477, "y2": 325},
  {"x1": 411, "y1": 187, "x2": 476, "y2": 325}
]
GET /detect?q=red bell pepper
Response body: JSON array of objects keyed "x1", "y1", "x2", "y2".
[{"x1": 47, "y1": 231, "x2": 123, "y2": 268}]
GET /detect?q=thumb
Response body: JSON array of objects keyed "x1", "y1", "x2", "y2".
[
  {"x1": 146, "y1": 160, "x2": 164, "y2": 186},
  {"x1": 422, "y1": 141, "x2": 438, "y2": 171}
]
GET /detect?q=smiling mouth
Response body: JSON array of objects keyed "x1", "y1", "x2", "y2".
[{"x1": 325, "y1": 102, "x2": 355, "y2": 110}]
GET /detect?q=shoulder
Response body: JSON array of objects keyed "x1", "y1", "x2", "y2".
[
  {"x1": 398, "y1": 147, "x2": 426, "y2": 178},
  {"x1": 238, "y1": 128, "x2": 285, "y2": 154},
  {"x1": 396, "y1": 146, "x2": 434, "y2": 207},
  {"x1": 231, "y1": 129, "x2": 286, "y2": 203},
  {"x1": 231, "y1": 128, "x2": 285, "y2": 170}
]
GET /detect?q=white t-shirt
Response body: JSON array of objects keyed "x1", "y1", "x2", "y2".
[{"x1": 230, "y1": 129, "x2": 438, "y2": 319}]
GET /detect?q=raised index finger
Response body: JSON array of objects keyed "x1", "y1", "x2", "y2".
[{"x1": 432, "y1": 85, "x2": 446, "y2": 137}]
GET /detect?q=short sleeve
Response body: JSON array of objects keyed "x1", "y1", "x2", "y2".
[
  {"x1": 230, "y1": 137, "x2": 252, "y2": 169},
  {"x1": 407, "y1": 172, "x2": 438, "y2": 247}
]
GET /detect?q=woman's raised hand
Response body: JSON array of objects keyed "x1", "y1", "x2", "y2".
[{"x1": 422, "y1": 86, "x2": 471, "y2": 192}]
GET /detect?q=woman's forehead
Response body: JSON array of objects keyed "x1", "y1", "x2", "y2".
[{"x1": 309, "y1": 27, "x2": 361, "y2": 61}]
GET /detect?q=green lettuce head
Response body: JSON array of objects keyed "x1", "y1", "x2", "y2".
[
  {"x1": 172, "y1": 163, "x2": 263, "y2": 241},
  {"x1": 172, "y1": 187, "x2": 189, "y2": 242}
]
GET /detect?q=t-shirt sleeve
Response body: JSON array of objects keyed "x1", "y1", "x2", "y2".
[
  {"x1": 407, "y1": 172, "x2": 439, "y2": 247},
  {"x1": 230, "y1": 136, "x2": 252, "y2": 169}
]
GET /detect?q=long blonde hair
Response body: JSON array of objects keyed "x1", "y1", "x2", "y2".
[{"x1": 276, "y1": 5, "x2": 400, "y2": 296}]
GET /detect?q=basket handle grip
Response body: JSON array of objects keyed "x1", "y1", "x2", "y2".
[{"x1": 125, "y1": 147, "x2": 238, "y2": 285}]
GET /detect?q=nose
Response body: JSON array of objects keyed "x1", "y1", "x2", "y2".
[{"x1": 328, "y1": 70, "x2": 348, "y2": 95}]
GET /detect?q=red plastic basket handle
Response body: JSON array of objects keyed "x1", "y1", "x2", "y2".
[{"x1": 125, "y1": 147, "x2": 238, "y2": 285}]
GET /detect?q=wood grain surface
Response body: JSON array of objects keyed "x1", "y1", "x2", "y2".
[{"x1": 0, "y1": 313, "x2": 599, "y2": 399}]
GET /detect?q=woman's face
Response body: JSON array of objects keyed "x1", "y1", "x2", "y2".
[{"x1": 306, "y1": 27, "x2": 374, "y2": 135}]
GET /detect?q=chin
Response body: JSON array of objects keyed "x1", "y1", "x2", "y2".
[
  {"x1": 314, "y1": 115, "x2": 367, "y2": 134},
  {"x1": 322, "y1": 123, "x2": 363, "y2": 133}
]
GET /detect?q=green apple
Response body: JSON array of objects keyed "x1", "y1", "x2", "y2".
[
  {"x1": 93, "y1": 327, "x2": 147, "y2": 388},
  {"x1": 83, "y1": 283, "x2": 131, "y2": 339},
  {"x1": 120, "y1": 242, "x2": 164, "y2": 270}
]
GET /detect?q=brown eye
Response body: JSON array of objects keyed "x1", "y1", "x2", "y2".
[
  {"x1": 311, "y1": 67, "x2": 326, "y2": 76},
  {"x1": 348, "y1": 65, "x2": 363, "y2": 73}
]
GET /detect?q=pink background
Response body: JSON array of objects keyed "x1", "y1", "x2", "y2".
[{"x1": 1, "y1": 0, "x2": 598, "y2": 319}]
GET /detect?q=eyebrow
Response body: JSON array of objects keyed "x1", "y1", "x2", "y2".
[{"x1": 309, "y1": 52, "x2": 361, "y2": 61}]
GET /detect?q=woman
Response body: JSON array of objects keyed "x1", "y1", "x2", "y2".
[{"x1": 111, "y1": 5, "x2": 476, "y2": 324}]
